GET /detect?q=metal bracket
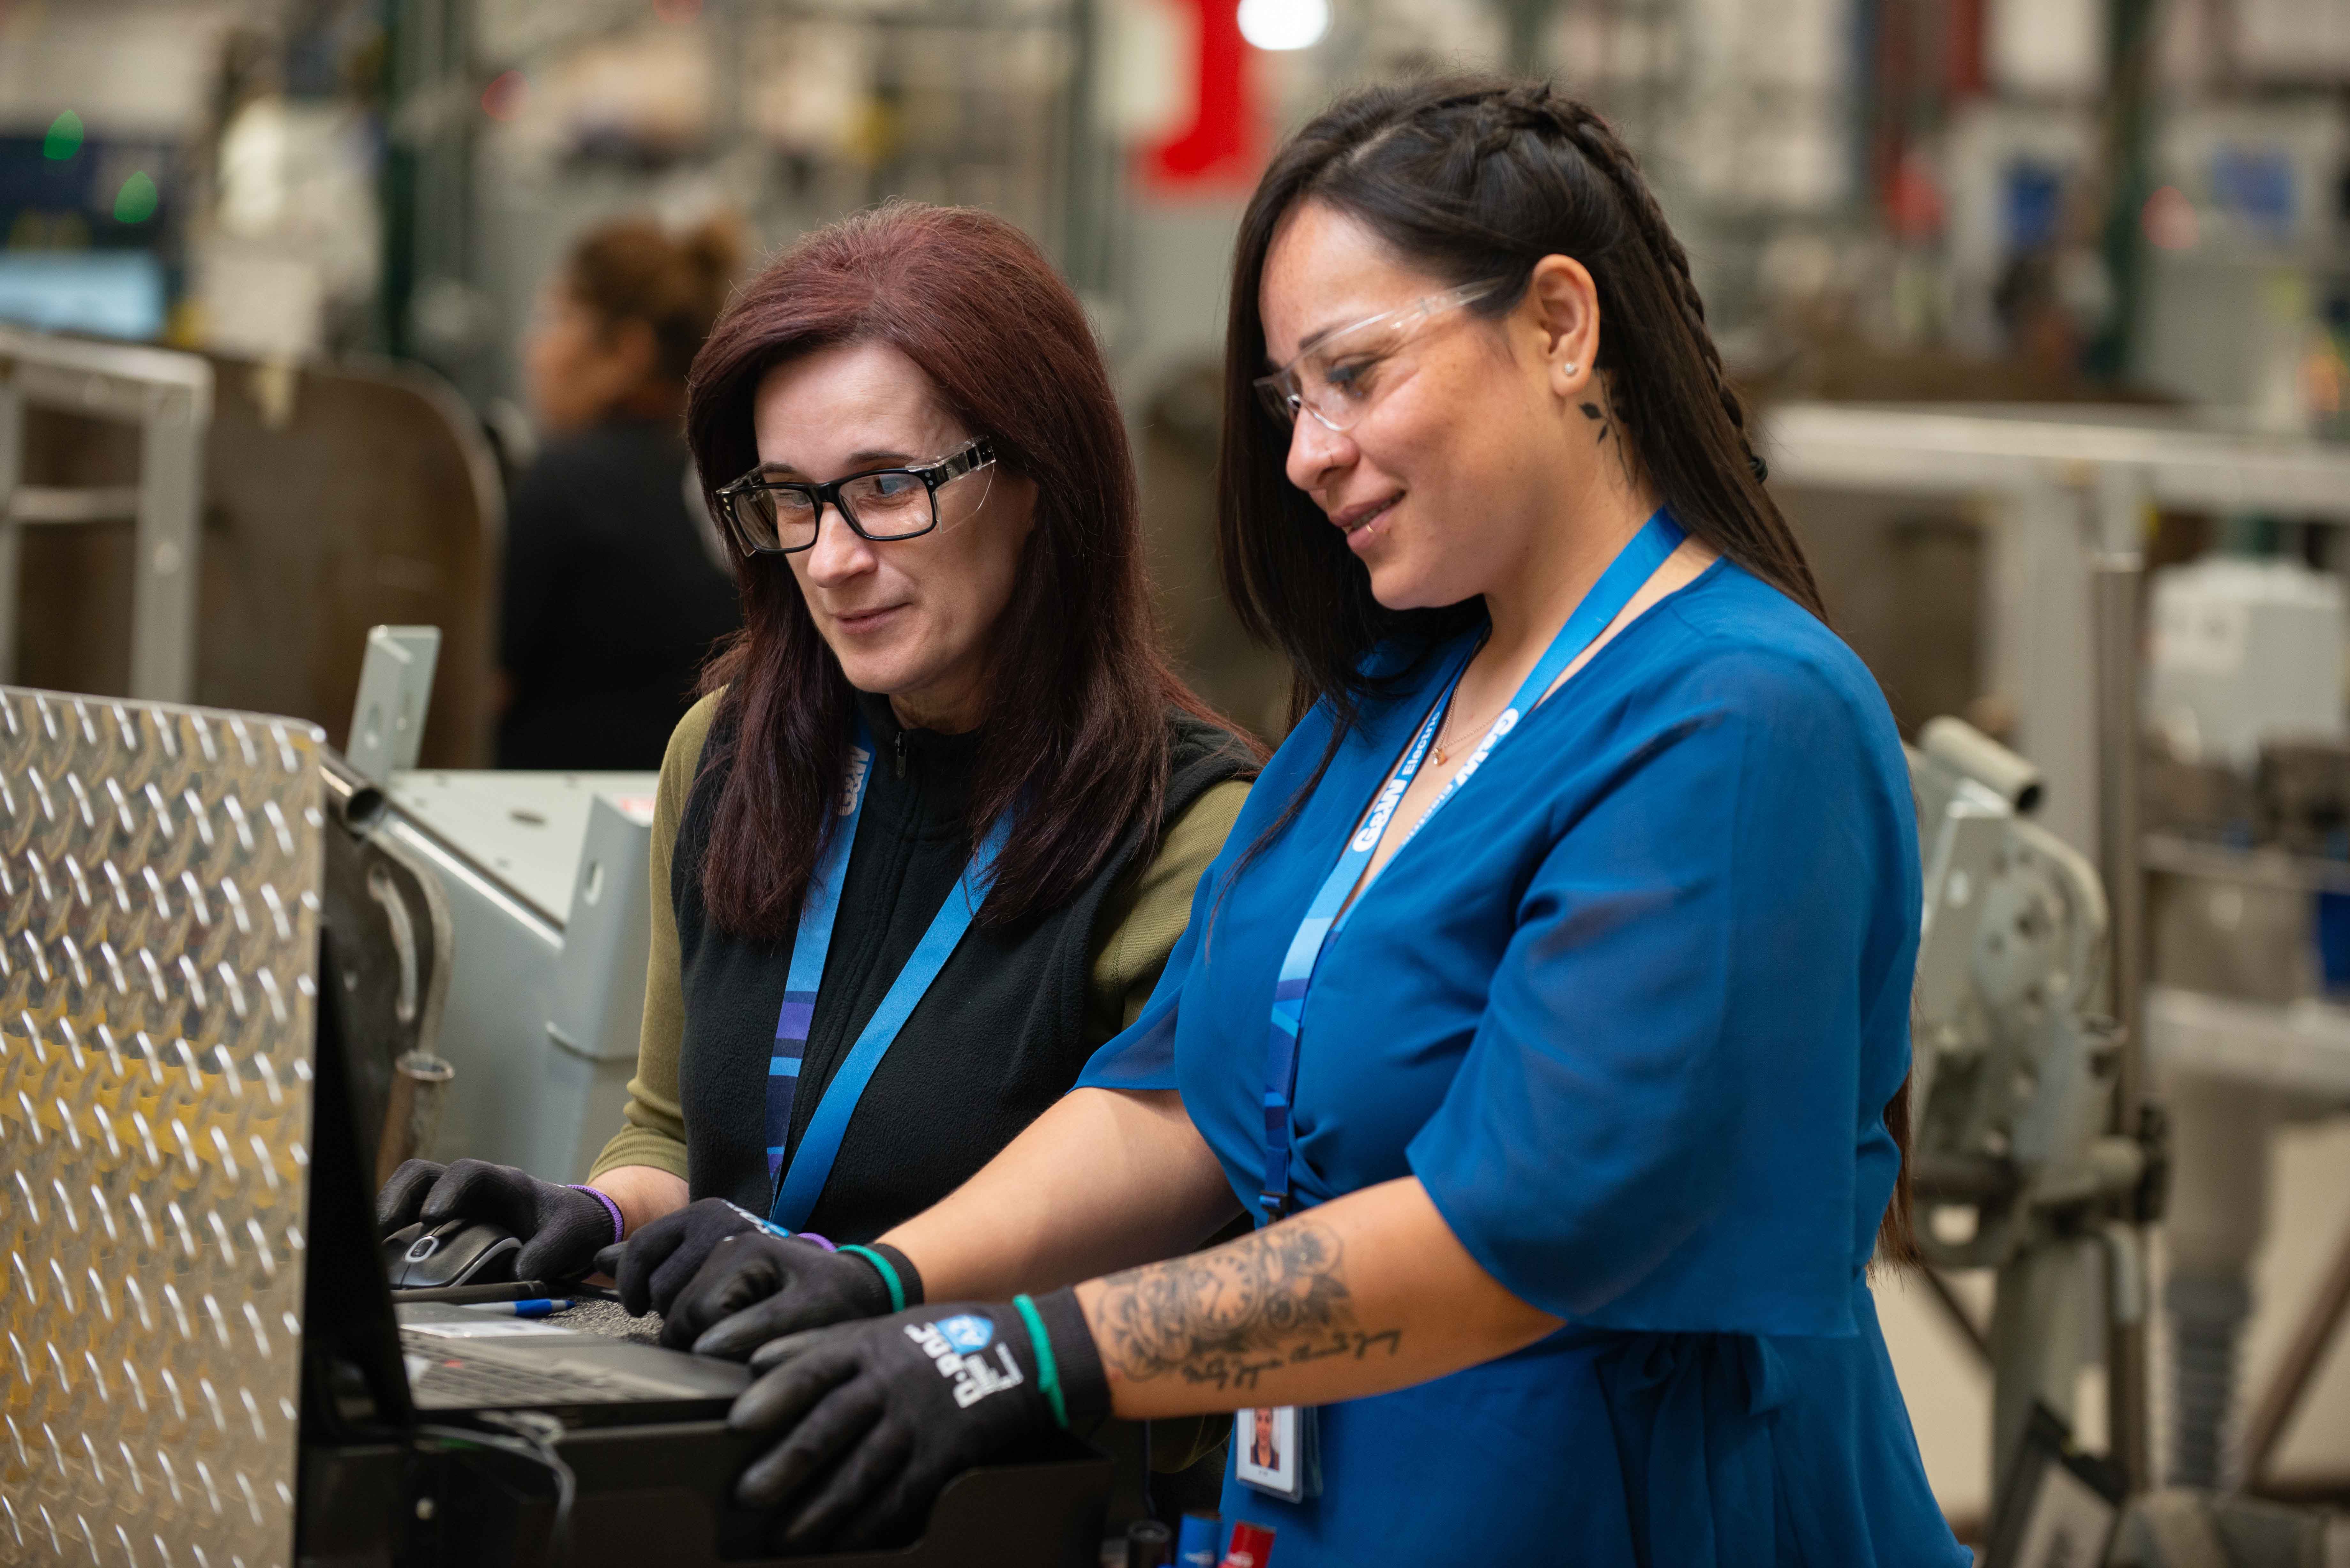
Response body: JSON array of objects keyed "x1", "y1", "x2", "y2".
[
  {"x1": 344, "y1": 625, "x2": 442, "y2": 784},
  {"x1": 543, "y1": 795, "x2": 654, "y2": 1067}
]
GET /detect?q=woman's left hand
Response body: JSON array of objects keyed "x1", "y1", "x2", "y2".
[{"x1": 728, "y1": 1292, "x2": 1105, "y2": 1552}]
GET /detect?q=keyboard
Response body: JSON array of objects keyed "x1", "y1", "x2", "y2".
[{"x1": 402, "y1": 1331, "x2": 655, "y2": 1407}]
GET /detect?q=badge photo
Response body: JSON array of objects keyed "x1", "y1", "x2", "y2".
[{"x1": 1234, "y1": 1405, "x2": 1304, "y2": 1501}]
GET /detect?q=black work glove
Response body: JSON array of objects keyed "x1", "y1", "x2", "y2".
[
  {"x1": 650, "y1": 1222, "x2": 923, "y2": 1356},
  {"x1": 375, "y1": 1157, "x2": 622, "y2": 1284},
  {"x1": 728, "y1": 1289, "x2": 1108, "y2": 1553},
  {"x1": 596, "y1": 1197, "x2": 768, "y2": 1320}
]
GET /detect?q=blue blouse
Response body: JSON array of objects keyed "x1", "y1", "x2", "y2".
[{"x1": 1077, "y1": 559, "x2": 1967, "y2": 1565}]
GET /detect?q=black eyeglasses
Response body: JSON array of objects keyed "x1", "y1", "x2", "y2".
[{"x1": 713, "y1": 437, "x2": 997, "y2": 556}]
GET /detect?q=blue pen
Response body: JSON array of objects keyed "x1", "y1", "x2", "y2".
[{"x1": 460, "y1": 1298, "x2": 575, "y2": 1318}]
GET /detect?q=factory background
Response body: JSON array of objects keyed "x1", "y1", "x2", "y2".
[{"x1": 5, "y1": 0, "x2": 2350, "y2": 1555}]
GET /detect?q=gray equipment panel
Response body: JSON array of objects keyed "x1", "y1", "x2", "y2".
[
  {"x1": 374, "y1": 769, "x2": 657, "y2": 1180},
  {"x1": 0, "y1": 687, "x2": 324, "y2": 1567}
]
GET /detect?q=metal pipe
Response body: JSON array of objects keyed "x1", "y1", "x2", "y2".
[
  {"x1": 1499, "y1": 0, "x2": 1557, "y2": 75},
  {"x1": 1920, "y1": 1267, "x2": 1994, "y2": 1370},
  {"x1": 130, "y1": 383, "x2": 201, "y2": 701},
  {"x1": 6, "y1": 484, "x2": 143, "y2": 524},
  {"x1": 320, "y1": 750, "x2": 388, "y2": 830},
  {"x1": 2091, "y1": 464, "x2": 2152, "y2": 1494},
  {"x1": 374, "y1": 1048, "x2": 456, "y2": 1189},
  {"x1": 1912, "y1": 1152, "x2": 2020, "y2": 1201},
  {"x1": 1920, "y1": 715, "x2": 2045, "y2": 813},
  {"x1": 2240, "y1": 1212, "x2": 2350, "y2": 1489},
  {"x1": 1990, "y1": 1234, "x2": 2088, "y2": 1509}
]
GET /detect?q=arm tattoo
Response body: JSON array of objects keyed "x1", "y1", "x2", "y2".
[{"x1": 1091, "y1": 1221, "x2": 1403, "y2": 1393}]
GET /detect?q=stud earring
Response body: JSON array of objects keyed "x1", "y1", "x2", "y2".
[{"x1": 1562, "y1": 362, "x2": 1579, "y2": 376}]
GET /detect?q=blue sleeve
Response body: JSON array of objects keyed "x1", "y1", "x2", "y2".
[
  {"x1": 1073, "y1": 855, "x2": 1217, "y2": 1093},
  {"x1": 1075, "y1": 692, "x2": 1350, "y2": 1097},
  {"x1": 1406, "y1": 652, "x2": 1905, "y2": 1337}
]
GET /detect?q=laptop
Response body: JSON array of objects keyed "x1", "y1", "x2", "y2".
[
  {"x1": 301, "y1": 925, "x2": 748, "y2": 1431},
  {"x1": 299, "y1": 926, "x2": 1111, "y2": 1566},
  {"x1": 394, "y1": 1300, "x2": 746, "y2": 1422},
  {"x1": 296, "y1": 931, "x2": 1118, "y2": 1568}
]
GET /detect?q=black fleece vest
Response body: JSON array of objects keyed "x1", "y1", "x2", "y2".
[{"x1": 671, "y1": 694, "x2": 1251, "y2": 1242}]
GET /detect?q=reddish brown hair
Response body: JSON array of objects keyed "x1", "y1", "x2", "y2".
[{"x1": 684, "y1": 201, "x2": 1255, "y2": 936}]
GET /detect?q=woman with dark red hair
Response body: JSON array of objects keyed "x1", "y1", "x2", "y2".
[{"x1": 378, "y1": 203, "x2": 1259, "y2": 1376}]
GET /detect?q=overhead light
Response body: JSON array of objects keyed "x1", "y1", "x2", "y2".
[{"x1": 1238, "y1": 0, "x2": 1329, "y2": 51}]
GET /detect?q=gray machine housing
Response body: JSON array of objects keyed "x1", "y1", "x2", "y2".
[
  {"x1": 1908, "y1": 718, "x2": 2150, "y2": 1519},
  {"x1": 335, "y1": 626, "x2": 658, "y2": 1182}
]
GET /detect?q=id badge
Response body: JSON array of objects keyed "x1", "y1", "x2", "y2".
[{"x1": 1233, "y1": 1404, "x2": 1321, "y2": 1501}]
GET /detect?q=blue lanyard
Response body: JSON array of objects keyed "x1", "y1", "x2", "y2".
[
  {"x1": 766, "y1": 719, "x2": 1012, "y2": 1230},
  {"x1": 1256, "y1": 510, "x2": 1686, "y2": 1222}
]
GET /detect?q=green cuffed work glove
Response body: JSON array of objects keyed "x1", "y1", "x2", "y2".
[{"x1": 727, "y1": 1288, "x2": 1108, "y2": 1553}]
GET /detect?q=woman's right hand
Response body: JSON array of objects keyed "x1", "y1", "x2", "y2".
[
  {"x1": 618, "y1": 1201, "x2": 920, "y2": 1355},
  {"x1": 375, "y1": 1157, "x2": 624, "y2": 1283}
]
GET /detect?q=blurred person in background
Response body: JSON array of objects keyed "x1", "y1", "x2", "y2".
[{"x1": 498, "y1": 214, "x2": 746, "y2": 768}]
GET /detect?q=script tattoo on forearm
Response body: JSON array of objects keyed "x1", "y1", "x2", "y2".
[{"x1": 1091, "y1": 1221, "x2": 1403, "y2": 1393}]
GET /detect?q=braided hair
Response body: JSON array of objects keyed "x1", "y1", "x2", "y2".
[
  {"x1": 1217, "y1": 75, "x2": 1822, "y2": 720},
  {"x1": 1454, "y1": 87, "x2": 1770, "y2": 482},
  {"x1": 1215, "y1": 77, "x2": 1916, "y2": 1263}
]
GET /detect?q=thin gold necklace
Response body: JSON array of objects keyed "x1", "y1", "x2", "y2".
[
  {"x1": 1431, "y1": 692, "x2": 1505, "y2": 766},
  {"x1": 1430, "y1": 630, "x2": 1503, "y2": 766}
]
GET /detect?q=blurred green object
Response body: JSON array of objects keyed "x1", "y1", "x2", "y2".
[
  {"x1": 112, "y1": 171, "x2": 157, "y2": 224},
  {"x1": 42, "y1": 110, "x2": 83, "y2": 161}
]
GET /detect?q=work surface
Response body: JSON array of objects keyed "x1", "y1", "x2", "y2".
[{"x1": 561, "y1": 1297, "x2": 671, "y2": 1346}]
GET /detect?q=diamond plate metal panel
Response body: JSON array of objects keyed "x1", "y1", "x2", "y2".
[{"x1": 0, "y1": 688, "x2": 324, "y2": 1568}]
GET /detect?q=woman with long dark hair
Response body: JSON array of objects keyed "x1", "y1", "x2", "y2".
[
  {"x1": 683, "y1": 81, "x2": 1966, "y2": 1565},
  {"x1": 379, "y1": 203, "x2": 1258, "y2": 1381}
]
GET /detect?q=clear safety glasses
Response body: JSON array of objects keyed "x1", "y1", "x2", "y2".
[
  {"x1": 1253, "y1": 279, "x2": 1510, "y2": 433},
  {"x1": 713, "y1": 437, "x2": 997, "y2": 556}
]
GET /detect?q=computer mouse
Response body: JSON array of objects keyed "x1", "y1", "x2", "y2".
[{"x1": 382, "y1": 1218, "x2": 522, "y2": 1290}]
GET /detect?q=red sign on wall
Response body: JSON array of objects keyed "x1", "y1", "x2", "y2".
[{"x1": 1143, "y1": 0, "x2": 1261, "y2": 191}]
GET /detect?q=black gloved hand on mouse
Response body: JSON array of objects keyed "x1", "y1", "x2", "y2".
[
  {"x1": 375, "y1": 1157, "x2": 622, "y2": 1283},
  {"x1": 726, "y1": 1290, "x2": 1107, "y2": 1553},
  {"x1": 596, "y1": 1197, "x2": 923, "y2": 1355}
]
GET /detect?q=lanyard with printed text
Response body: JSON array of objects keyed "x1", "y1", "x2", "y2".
[
  {"x1": 1255, "y1": 509, "x2": 1686, "y2": 1223},
  {"x1": 767, "y1": 719, "x2": 1012, "y2": 1230}
]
